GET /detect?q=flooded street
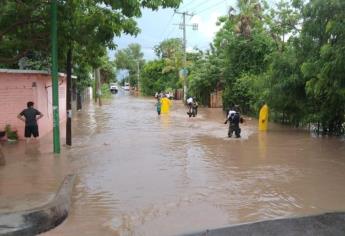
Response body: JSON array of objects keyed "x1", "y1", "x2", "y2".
[{"x1": 1, "y1": 92, "x2": 345, "y2": 235}]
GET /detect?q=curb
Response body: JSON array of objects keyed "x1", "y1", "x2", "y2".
[
  {"x1": 183, "y1": 212, "x2": 345, "y2": 236},
  {"x1": 0, "y1": 174, "x2": 76, "y2": 236}
]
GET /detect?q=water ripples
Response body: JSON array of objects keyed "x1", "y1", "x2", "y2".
[{"x1": 22, "y1": 94, "x2": 345, "y2": 235}]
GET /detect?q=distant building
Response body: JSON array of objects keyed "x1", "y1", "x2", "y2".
[{"x1": 0, "y1": 69, "x2": 66, "y2": 139}]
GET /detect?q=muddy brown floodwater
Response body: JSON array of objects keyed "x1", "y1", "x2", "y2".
[{"x1": 1, "y1": 92, "x2": 345, "y2": 236}]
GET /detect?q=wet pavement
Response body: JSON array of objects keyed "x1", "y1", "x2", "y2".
[{"x1": 1, "y1": 91, "x2": 345, "y2": 235}]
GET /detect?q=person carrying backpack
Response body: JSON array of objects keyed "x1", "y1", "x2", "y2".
[
  {"x1": 193, "y1": 97, "x2": 198, "y2": 116},
  {"x1": 224, "y1": 106, "x2": 243, "y2": 138},
  {"x1": 186, "y1": 96, "x2": 194, "y2": 115}
]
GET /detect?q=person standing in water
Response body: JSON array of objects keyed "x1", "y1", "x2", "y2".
[
  {"x1": 17, "y1": 101, "x2": 43, "y2": 141},
  {"x1": 193, "y1": 97, "x2": 198, "y2": 116},
  {"x1": 155, "y1": 98, "x2": 161, "y2": 115},
  {"x1": 224, "y1": 106, "x2": 242, "y2": 138},
  {"x1": 186, "y1": 96, "x2": 193, "y2": 115}
]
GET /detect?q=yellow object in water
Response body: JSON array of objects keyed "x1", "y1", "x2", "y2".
[
  {"x1": 161, "y1": 97, "x2": 171, "y2": 114},
  {"x1": 259, "y1": 104, "x2": 269, "y2": 131}
]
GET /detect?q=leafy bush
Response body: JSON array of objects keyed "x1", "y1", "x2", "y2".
[{"x1": 5, "y1": 125, "x2": 18, "y2": 140}]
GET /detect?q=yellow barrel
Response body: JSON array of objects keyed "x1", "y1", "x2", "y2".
[{"x1": 259, "y1": 104, "x2": 268, "y2": 131}]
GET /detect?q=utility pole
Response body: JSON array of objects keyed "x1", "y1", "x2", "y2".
[
  {"x1": 95, "y1": 68, "x2": 102, "y2": 106},
  {"x1": 51, "y1": 0, "x2": 60, "y2": 154},
  {"x1": 174, "y1": 10, "x2": 198, "y2": 101},
  {"x1": 137, "y1": 61, "x2": 140, "y2": 96},
  {"x1": 94, "y1": 69, "x2": 97, "y2": 103}
]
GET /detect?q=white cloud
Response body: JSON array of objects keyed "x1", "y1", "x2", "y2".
[
  {"x1": 186, "y1": 46, "x2": 194, "y2": 52},
  {"x1": 191, "y1": 11, "x2": 222, "y2": 41}
]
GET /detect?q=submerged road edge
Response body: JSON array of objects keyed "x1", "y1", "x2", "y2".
[
  {"x1": 183, "y1": 212, "x2": 345, "y2": 236},
  {"x1": 0, "y1": 174, "x2": 76, "y2": 236}
]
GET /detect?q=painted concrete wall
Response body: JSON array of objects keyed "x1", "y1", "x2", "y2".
[{"x1": 0, "y1": 70, "x2": 66, "y2": 139}]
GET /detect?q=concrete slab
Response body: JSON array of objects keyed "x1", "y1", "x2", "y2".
[
  {"x1": 0, "y1": 193, "x2": 54, "y2": 214},
  {"x1": 0, "y1": 174, "x2": 76, "y2": 236}
]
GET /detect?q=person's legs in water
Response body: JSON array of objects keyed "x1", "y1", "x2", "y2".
[
  {"x1": 157, "y1": 104, "x2": 161, "y2": 116},
  {"x1": 192, "y1": 104, "x2": 197, "y2": 117},
  {"x1": 187, "y1": 103, "x2": 193, "y2": 116},
  {"x1": 235, "y1": 125, "x2": 241, "y2": 138},
  {"x1": 228, "y1": 124, "x2": 235, "y2": 137},
  {"x1": 26, "y1": 125, "x2": 40, "y2": 143},
  {"x1": 25, "y1": 125, "x2": 32, "y2": 143},
  {"x1": 189, "y1": 103, "x2": 193, "y2": 113}
]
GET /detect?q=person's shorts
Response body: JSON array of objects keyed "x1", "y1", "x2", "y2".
[{"x1": 25, "y1": 125, "x2": 39, "y2": 138}]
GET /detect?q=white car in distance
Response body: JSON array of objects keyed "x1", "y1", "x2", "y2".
[{"x1": 110, "y1": 83, "x2": 118, "y2": 93}]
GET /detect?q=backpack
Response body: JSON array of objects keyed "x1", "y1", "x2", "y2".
[{"x1": 230, "y1": 112, "x2": 240, "y2": 124}]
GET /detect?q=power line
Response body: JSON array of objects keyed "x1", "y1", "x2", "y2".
[
  {"x1": 180, "y1": 0, "x2": 209, "y2": 12},
  {"x1": 178, "y1": 0, "x2": 196, "y2": 11},
  {"x1": 194, "y1": 0, "x2": 227, "y2": 15},
  {"x1": 160, "y1": 12, "x2": 176, "y2": 40},
  {"x1": 165, "y1": 25, "x2": 178, "y2": 39}
]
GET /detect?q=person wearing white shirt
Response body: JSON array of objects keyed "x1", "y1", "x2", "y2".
[{"x1": 186, "y1": 97, "x2": 194, "y2": 114}]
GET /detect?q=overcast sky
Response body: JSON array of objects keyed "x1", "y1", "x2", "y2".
[{"x1": 111, "y1": 0, "x2": 279, "y2": 60}]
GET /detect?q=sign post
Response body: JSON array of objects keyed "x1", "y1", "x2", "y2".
[{"x1": 179, "y1": 68, "x2": 188, "y2": 100}]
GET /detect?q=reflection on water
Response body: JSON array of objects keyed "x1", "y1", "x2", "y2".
[
  {"x1": 1, "y1": 93, "x2": 345, "y2": 236},
  {"x1": 160, "y1": 114, "x2": 171, "y2": 129},
  {"x1": 24, "y1": 142, "x2": 41, "y2": 157},
  {"x1": 0, "y1": 146, "x2": 5, "y2": 166},
  {"x1": 258, "y1": 132, "x2": 267, "y2": 160}
]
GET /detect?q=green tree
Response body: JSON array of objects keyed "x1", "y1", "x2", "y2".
[
  {"x1": 299, "y1": 0, "x2": 345, "y2": 134},
  {"x1": 0, "y1": 1, "x2": 50, "y2": 67},
  {"x1": 188, "y1": 48, "x2": 223, "y2": 106},
  {"x1": 266, "y1": 46, "x2": 306, "y2": 125},
  {"x1": 263, "y1": 0, "x2": 305, "y2": 125},
  {"x1": 154, "y1": 38, "x2": 184, "y2": 87},
  {"x1": 233, "y1": 0, "x2": 267, "y2": 38},
  {"x1": 115, "y1": 43, "x2": 144, "y2": 87},
  {"x1": 266, "y1": 0, "x2": 300, "y2": 52},
  {"x1": 214, "y1": 0, "x2": 273, "y2": 112},
  {"x1": 154, "y1": 38, "x2": 183, "y2": 59},
  {"x1": 0, "y1": 0, "x2": 182, "y2": 78},
  {"x1": 140, "y1": 59, "x2": 177, "y2": 96}
]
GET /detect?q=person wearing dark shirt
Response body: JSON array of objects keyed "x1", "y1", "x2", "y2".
[
  {"x1": 17, "y1": 101, "x2": 43, "y2": 141},
  {"x1": 224, "y1": 106, "x2": 243, "y2": 138}
]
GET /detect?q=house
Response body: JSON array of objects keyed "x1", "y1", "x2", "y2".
[{"x1": 0, "y1": 69, "x2": 66, "y2": 139}]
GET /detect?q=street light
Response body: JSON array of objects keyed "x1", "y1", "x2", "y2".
[{"x1": 135, "y1": 60, "x2": 140, "y2": 96}]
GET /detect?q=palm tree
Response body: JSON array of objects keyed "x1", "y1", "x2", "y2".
[{"x1": 233, "y1": 0, "x2": 263, "y2": 38}]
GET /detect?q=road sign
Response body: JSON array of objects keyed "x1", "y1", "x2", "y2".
[{"x1": 179, "y1": 68, "x2": 188, "y2": 78}]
